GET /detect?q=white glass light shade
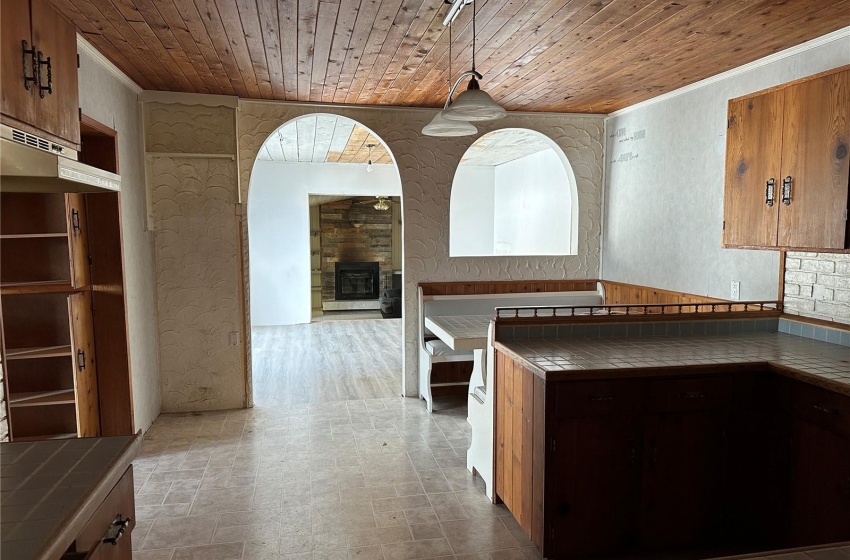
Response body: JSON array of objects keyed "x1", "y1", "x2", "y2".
[
  {"x1": 421, "y1": 111, "x2": 478, "y2": 137},
  {"x1": 441, "y1": 87, "x2": 506, "y2": 122}
]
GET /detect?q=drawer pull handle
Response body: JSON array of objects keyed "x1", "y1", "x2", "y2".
[
  {"x1": 588, "y1": 394, "x2": 616, "y2": 402},
  {"x1": 102, "y1": 515, "x2": 131, "y2": 545},
  {"x1": 781, "y1": 176, "x2": 792, "y2": 206},
  {"x1": 765, "y1": 178, "x2": 775, "y2": 207},
  {"x1": 681, "y1": 391, "x2": 707, "y2": 399},
  {"x1": 22, "y1": 41, "x2": 37, "y2": 91},
  {"x1": 812, "y1": 403, "x2": 841, "y2": 416},
  {"x1": 71, "y1": 209, "x2": 81, "y2": 232}
]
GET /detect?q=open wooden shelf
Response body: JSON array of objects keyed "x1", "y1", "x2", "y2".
[
  {"x1": 5, "y1": 345, "x2": 73, "y2": 360},
  {"x1": 0, "y1": 281, "x2": 83, "y2": 295},
  {"x1": 0, "y1": 232, "x2": 68, "y2": 239},
  {"x1": 9, "y1": 389, "x2": 76, "y2": 407},
  {"x1": 14, "y1": 432, "x2": 77, "y2": 442}
]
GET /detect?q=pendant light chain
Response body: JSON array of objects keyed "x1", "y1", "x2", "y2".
[{"x1": 471, "y1": 0, "x2": 476, "y2": 73}]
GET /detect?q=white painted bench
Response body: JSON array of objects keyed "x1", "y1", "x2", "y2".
[{"x1": 417, "y1": 285, "x2": 605, "y2": 412}]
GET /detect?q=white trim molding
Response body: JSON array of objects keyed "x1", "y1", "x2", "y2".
[
  {"x1": 608, "y1": 26, "x2": 850, "y2": 118},
  {"x1": 76, "y1": 34, "x2": 143, "y2": 94},
  {"x1": 140, "y1": 91, "x2": 239, "y2": 108}
]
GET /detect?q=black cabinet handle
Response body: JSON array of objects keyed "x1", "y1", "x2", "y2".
[
  {"x1": 71, "y1": 209, "x2": 80, "y2": 233},
  {"x1": 781, "y1": 176, "x2": 792, "y2": 206},
  {"x1": 102, "y1": 515, "x2": 131, "y2": 545},
  {"x1": 22, "y1": 41, "x2": 38, "y2": 91},
  {"x1": 588, "y1": 394, "x2": 616, "y2": 402},
  {"x1": 765, "y1": 178, "x2": 775, "y2": 207},
  {"x1": 37, "y1": 51, "x2": 52, "y2": 98},
  {"x1": 76, "y1": 349, "x2": 86, "y2": 371},
  {"x1": 680, "y1": 391, "x2": 707, "y2": 399},
  {"x1": 812, "y1": 403, "x2": 841, "y2": 416}
]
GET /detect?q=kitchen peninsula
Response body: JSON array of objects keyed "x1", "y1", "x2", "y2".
[
  {"x1": 490, "y1": 302, "x2": 850, "y2": 560},
  {"x1": 1, "y1": 435, "x2": 142, "y2": 560}
]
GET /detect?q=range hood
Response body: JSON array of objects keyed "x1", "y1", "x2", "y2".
[{"x1": 0, "y1": 125, "x2": 120, "y2": 193}]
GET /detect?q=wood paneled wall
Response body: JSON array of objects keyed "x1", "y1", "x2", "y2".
[
  {"x1": 420, "y1": 280, "x2": 599, "y2": 296},
  {"x1": 495, "y1": 350, "x2": 546, "y2": 545},
  {"x1": 600, "y1": 281, "x2": 727, "y2": 306}
]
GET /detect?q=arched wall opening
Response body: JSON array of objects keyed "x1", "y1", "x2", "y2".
[
  {"x1": 248, "y1": 114, "x2": 403, "y2": 326},
  {"x1": 449, "y1": 128, "x2": 579, "y2": 257}
]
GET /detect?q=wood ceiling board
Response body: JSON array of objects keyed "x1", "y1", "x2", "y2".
[
  {"x1": 309, "y1": 195, "x2": 355, "y2": 206},
  {"x1": 56, "y1": 0, "x2": 850, "y2": 112},
  {"x1": 460, "y1": 129, "x2": 551, "y2": 165},
  {"x1": 312, "y1": 115, "x2": 338, "y2": 163},
  {"x1": 296, "y1": 115, "x2": 318, "y2": 162},
  {"x1": 327, "y1": 120, "x2": 356, "y2": 162}
]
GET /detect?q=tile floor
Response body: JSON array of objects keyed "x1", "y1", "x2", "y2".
[{"x1": 132, "y1": 397, "x2": 538, "y2": 560}]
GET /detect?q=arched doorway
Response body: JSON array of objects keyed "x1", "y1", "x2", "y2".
[{"x1": 247, "y1": 114, "x2": 404, "y2": 406}]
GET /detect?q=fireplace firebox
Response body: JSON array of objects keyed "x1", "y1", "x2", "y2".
[{"x1": 335, "y1": 262, "x2": 380, "y2": 300}]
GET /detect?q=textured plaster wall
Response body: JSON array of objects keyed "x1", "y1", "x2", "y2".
[
  {"x1": 238, "y1": 102, "x2": 605, "y2": 397},
  {"x1": 603, "y1": 37, "x2": 849, "y2": 301},
  {"x1": 78, "y1": 50, "x2": 161, "y2": 432},
  {"x1": 145, "y1": 102, "x2": 245, "y2": 412}
]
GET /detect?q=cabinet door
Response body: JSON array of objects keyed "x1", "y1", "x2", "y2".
[
  {"x1": 641, "y1": 409, "x2": 726, "y2": 551},
  {"x1": 789, "y1": 419, "x2": 850, "y2": 546},
  {"x1": 68, "y1": 291, "x2": 99, "y2": 437},
  {"x1": 0, "y1": 0, "x2": 36, "y2": 128},
  {"x1": 723, "y1": 89, "x2": 784, "y2": 247},
  {"x1": 66, "y1": 194, "x2": 91, "y2": 289},
  {"x1": 29, "y1": 0, "x2": 80, "y2": 148},
  {"x1": 551, "y1": 415, "x2": 643, "y2": 558},
  {"x1": 778, "y1": 69, "x2": 850, "y2": 249}
]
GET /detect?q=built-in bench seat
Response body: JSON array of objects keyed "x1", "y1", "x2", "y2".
[{"x1": 417, "y1": 282, "x2": 605, "y2": 412}]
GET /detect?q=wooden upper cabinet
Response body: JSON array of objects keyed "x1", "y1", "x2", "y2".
[
  {"x1": 0, "y1": 0, "x2": 35, "y2": 130},
  {"x1": 0, "y1": 0, "x2": 80, "y2": 149},
  {"x1": 778, "y1": 69, "x2": 850, "y2": 249},
  {"x1": 723, "y1": 66, "x2": 850, "y2": 251},
  {"x1": 723, "y1": 90, "x2": 784, "y2": 247}
]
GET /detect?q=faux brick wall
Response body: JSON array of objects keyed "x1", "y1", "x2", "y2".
[
  {"x1": 784, "y1": 252, "x2": 850, "y2": 325},
  {"x1": 320, "y1": 198, "x2": 394, "y2": 303}
]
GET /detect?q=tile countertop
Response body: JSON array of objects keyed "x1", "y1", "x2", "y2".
[
  {"x1": 1, "y1": 435, "x2": 142, "y2": 560},
  {"x1": 494, "y1": 332, "x2": 850, "y2": 393}
]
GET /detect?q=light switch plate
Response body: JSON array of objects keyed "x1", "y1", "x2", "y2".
[{"x1": 730, "y1": 281, "x2": 740, "y2": 301}]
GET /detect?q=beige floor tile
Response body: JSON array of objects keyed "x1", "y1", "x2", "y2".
[
  {"x1": 372, "y1": 495, "x2": 432, "y2": 513},
  {"x1": 409, "y1": 523, "x2": 444, "y2": 541},
  {"x1": 374, "y1": 511, "x2": 408, "y2": 528},
  {"x1": 381, "y1": 538, "x2": 453, "y2": 560},
  {"x1": 134, "y1": 550, "x2": 175, "y2": 560},
  {"x1": 190, "y1": 486, "x2": 255, "y2": 515},
  {"x1": 142, "y1": 515, "x2": 218, "y2": 549},
  {"x1": 171, "y1": 542, "x2": 244, "y2": 560},
  {"x1": 349, "y1": 545, "x2": 386, "y2": 560},
  {"x1": 346, "y1": 525, "x2": 413, "y2": 547},
  {"x1": 440, "y1": 517, "x2": 519, "y2": 554}
]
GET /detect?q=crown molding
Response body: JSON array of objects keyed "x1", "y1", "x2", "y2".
[
  {"x1": 140, "y1": 91, "x2": 239, "y2": 108},
  {"x1": 607, "y1": 26, "x2": 850, "y2": 119},
  {"x1": 76, "y1": 34, "x2": 143, "y2": 94}
]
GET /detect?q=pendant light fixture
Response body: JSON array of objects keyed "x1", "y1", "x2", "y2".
[
  {"x1": 366, "y1": 143, "x2": 375, "y2": 172},
  {"x1": 441, "y1": 0, "x2": 506, "y2": 122},
  {"x1": 422, "y1": 17, "x2": 478, "y2": 137}
]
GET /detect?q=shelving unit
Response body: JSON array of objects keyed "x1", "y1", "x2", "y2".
[{"x1": 0, "y1": 193, "x2": 97, "y2": 441}]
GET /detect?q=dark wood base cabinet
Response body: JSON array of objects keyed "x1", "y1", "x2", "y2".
[{"x1": 494, "y1": 352, "x2": 850, "y2": 559}]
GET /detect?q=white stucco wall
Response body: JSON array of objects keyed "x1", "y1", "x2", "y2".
[
  {"x1": 493, "y1": 150, "x2": 571, "y2": 256},
  {"x1": 603, "y1": 31, "x2": 850, "y2": 301},
  {"x1": 249, "y1": 161, "x2": 401, "y2": 326},
  {"x1": 449, "y1": 166, "x2": 495, "y2": 256},
  {"x1": 77, "y1": 46, "x2": 161, "y2": 433}
]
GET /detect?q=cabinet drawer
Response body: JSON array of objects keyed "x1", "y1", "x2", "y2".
[
  {"x1": 73, "y1": 466, "x2": 135, "y2": 557},
  {"x1": 648, "y1": 376, "x2": 734, "y2": 413},
  {"x1": 794, "y1": 382, "x2": 850, "y2": 437},
  {"x1": 555, "y1": 380, "x2": 645, "y2": 418}
]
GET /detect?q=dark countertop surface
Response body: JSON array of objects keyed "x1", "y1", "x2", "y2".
[
  {"x1": 1, "y1": 435, "x2": 142, "y2": 560},
  {"x1": 495, "y1": 332, "x2": 850, "y2": 393}
]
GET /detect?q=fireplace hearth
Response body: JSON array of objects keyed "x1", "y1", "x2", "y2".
[{"x1": 335, "y1": 262, "x2": 380, "y2": 300}]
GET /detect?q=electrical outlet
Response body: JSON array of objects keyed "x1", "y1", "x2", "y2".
[
  {"x1": 229, "y1": 332, "x2": 239, "y2": 346},
  {"x1": 730, "y1": 281, "x2": 741, "y2": 301}
]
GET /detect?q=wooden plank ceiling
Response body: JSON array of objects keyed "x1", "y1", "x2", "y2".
[
  {"x1": 55, "y1": 0, "x2": 849, "y2": 113},
  {"x1": 257, "y1": 115, "x2": 393, "y2": 163},
  {"x1": 460, "y1": 129, "x2": 550, "y2": 165}
]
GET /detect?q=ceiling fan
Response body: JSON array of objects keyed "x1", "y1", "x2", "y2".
[{"x1": 354, "y1": 196, "x2": 394, "y2": 211}]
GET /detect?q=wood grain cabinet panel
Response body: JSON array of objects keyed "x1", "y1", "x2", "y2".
[
  {"x1": 0, "y1": 0, "x2": 80, "y2": 148},
  {"x1": 69, "y1": 291, "x2": 100, "y2": 437},
  {"x1": 778, "y1": 69, "x2": 850, "y2": 249},
  {"x1": 723, "y1": 66, "x2": 850, "y2": 251},
  {"x1": 723, "y1": 89, "x2": 784, "y2": 247}
]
